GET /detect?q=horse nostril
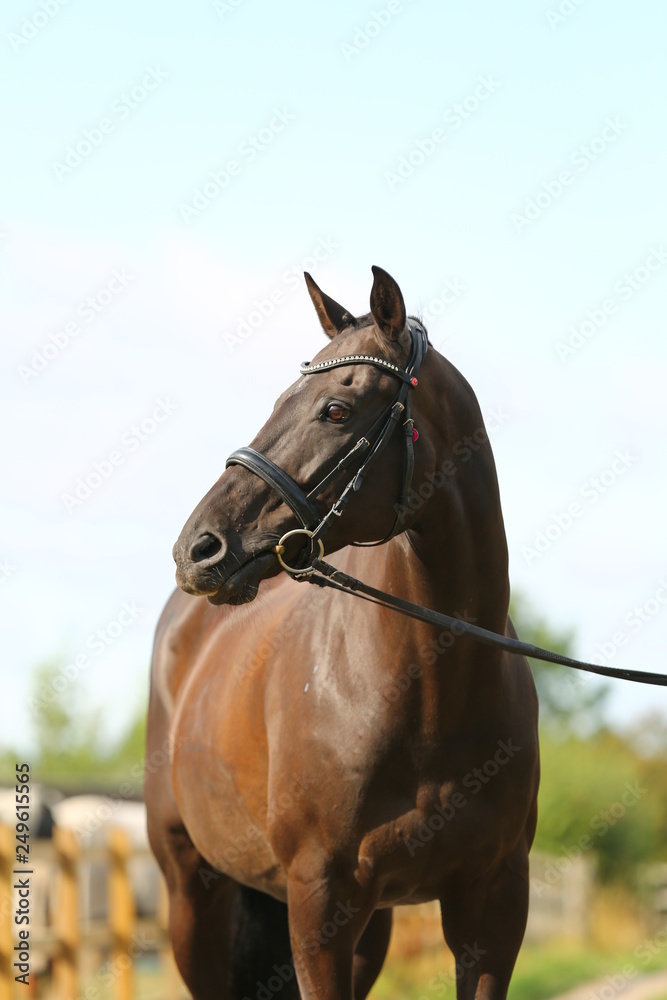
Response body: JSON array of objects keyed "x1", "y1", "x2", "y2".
[{"x1": 190, "y1": 532, "x2": 223, "y2": 563}]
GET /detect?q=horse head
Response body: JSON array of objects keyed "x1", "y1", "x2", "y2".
[{"x1": 172, "y1": 266, "x2": 440, "y2": 605}]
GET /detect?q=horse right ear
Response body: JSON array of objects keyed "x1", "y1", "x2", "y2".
[{"x1": 304, "y1": 273, "x2": 357, "y2": 339}]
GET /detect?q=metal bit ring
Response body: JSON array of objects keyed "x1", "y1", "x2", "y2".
[{"x1": 274, "y1": 529, "x2": 324, "y2": 576}]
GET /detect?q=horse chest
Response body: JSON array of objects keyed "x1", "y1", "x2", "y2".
[{"x1": 167, "y1": 596, "x2": 532, "y2": 905}]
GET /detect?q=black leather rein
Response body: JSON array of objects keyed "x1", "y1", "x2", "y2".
[
  {"x1": 225, "y1": 321, "x2": 667, "y2": 688},
  {"x1": 301, "y1": 559, "x2": 667, "y2": 687}
]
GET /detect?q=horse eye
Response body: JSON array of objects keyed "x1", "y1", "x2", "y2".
[{"x1": 326, "y1": 403, "x2": 349, "y2": 422}]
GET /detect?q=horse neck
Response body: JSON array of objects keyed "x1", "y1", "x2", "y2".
[
  {"x1": 380, "y1": 443, "x2": 509, "y2": 731},
  {"x1": 406, "y1": 353, "x2": 509, "y2": 634},
  {"x1": 375, "y1": 357, "x2": 512, "y2": 721},
  {"x1": 404, "y1": 449, "x2": 509, "y2": 634}
]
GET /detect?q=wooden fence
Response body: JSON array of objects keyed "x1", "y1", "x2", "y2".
[
  {"x1": 0, "y1": 822, "x2": 595, "y2": 1000},
  {"x1": 0, "y1": 824, "x2": 179, "y2": 1000}
]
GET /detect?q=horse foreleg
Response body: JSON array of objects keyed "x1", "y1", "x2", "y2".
[
  {"x1": 353, "y1": 909, "x2": 393, "y2": 999},
  {"x1": 150, "y1": 821, "x2": 239, "y2": 999},
  {"x1": 439, "y1": 842, "x2": 531, "y2": 1000},
  {"x1": 286, "y1": 858, "x2": 375, "y2": 1000},
  {"x1": 228, "y1": 886, "x2": 300, "y2": 1000}
]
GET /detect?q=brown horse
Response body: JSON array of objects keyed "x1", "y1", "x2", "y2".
[{"x1": 146, "y1": 266, "x2": 540, "y2": 1000}]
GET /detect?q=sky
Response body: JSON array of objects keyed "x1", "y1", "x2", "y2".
[{"x1": 2, "y1": 0, "x2": 667, "y2": 753}]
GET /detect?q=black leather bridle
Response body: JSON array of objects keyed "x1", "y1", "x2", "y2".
[
  {"x1": 226, "y1": 319, "x2": 428, "y2": 569},
  {"x1": 224, "y1": 320, "x2": 667, "y2": 688}
]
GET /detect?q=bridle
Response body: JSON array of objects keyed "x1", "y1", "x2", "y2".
[
  {"x1": 225, "y1": 321, "x2": 667, "y2": 689},
  {"x1": 226, "y1": 318, "x2": 428, "y2": 570}
]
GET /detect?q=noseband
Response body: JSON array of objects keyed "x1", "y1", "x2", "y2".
[{"x1": 226, "y1": 319, "x2": 428, "y2": 570}]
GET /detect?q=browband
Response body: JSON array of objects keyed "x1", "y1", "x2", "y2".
[{"x1": 300, "y1": 354, "x2": 418, "y2": 385}]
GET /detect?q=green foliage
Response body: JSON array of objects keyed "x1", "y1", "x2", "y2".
[
  {"x1": 509, "y1": 593, "x2": 609, "y2": 734},
  {"x1": 373, "y1": 940, "x2": 667, "y2": 1000},
  {"x1": 535, "y1": 727, "x2": 667, "y2": 883},
  {"x1": 0, "y1": 661, "x2": 148, "y2": 792},
  {"x1": 509, "y1": 593, "x2": 667, "y2": 884},
  {"x1": 508, "y1": 942, "x2": 667, "y2": 1000}
]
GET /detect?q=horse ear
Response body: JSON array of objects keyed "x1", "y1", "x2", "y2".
[
  {"x1": 304, "y1": 272, "x2": 356, "y2": 339},
  {"x1": 370, "y1": 265, "x2": 407, "y2": 342}
]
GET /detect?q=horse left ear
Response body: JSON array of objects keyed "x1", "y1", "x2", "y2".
[
  {"x1": 370, "y1": 265, "x2": 407, "y2": 341},
  {"x1": 304, "y1": 272, "x2": 356, "y2": 339}
]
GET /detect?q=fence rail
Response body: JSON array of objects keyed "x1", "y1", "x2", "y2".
[{"x1": 0, "y1": 823, "x2": 177, "y2": 1000}]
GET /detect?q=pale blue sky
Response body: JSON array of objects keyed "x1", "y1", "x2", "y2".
[{"x1": 2, "y1": 0, "x2": 667, "y2": 751}]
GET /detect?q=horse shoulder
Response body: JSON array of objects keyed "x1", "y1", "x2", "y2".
[{"x1": 150, "y1": 588, "x2": 222, "y2": 716}]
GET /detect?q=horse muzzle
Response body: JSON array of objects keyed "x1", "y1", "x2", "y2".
[
  {"x1": 174, "y1": 540, "x2": 279, "y2": 605},
  {"x1": 172, "y1": 517, "x2": 279, "y2": 605}
]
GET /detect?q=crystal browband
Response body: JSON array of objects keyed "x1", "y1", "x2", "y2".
[{"x1": 300, "y1": 354, "x2": 417, "y2": 386}]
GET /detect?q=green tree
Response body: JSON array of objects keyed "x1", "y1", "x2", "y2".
[
  {"x1": 510, "y1": 593, "x2": 609, "y2": 734},
  {"x1": 29, "y1": 662, "x2": 106, "y2": 785},
  {"x1": 506, "y1": 599, "x2": 667, "y2": 883},
  {"x1": 535, "y1": 727, "x2": 665, "y2": 883},
  {"x1": 1, "y1": 661, "x2": 148, "y2": 792}
]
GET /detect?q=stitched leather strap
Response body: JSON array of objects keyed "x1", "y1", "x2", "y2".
[
  {"x1": 226, "y1": 447, "x2": 320, "y2": 530},
  {"x1": 303, "y1": 560, "x2": 667, "y2": 687}
]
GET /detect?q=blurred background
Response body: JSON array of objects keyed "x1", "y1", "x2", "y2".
[{"x1": 1, "y1": 0, "x2": 667, "y2": 997}]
